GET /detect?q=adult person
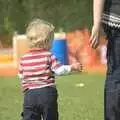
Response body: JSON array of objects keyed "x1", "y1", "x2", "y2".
[{"x1": 90, "y1": 0, "x2": 120, "y2": 120}]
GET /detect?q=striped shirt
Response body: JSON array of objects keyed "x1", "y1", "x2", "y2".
[
  {"x1": 102, "y1": 12, "x2": 120, "y2": 28},
  {"x1": 18, "y1": 48, "x2": 71, "y2": 91}
]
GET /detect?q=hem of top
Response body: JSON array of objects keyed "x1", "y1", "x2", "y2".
[
  {"x1": 23, "y1": 83, "x2": 56, "y2": 92},
  {"x1": 101, "y1": 20, "x2": 120, "y2": 28}
]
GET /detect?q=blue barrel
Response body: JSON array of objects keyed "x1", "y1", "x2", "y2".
[{"x1": 51, "y1": 39, "x2": 68, "y2": 65}]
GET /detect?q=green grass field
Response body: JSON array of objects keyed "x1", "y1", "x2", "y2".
[{"x1": 0, "y1": 72, "x2": 105, "y2": 120}]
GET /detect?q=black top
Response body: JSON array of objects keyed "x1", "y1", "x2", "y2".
[
  {"x1": 104, "y1": 0, "x2": 120, "y2": 15},
  {"x1": 102, "y1": 0, "x2": 120, "y2": 28}
]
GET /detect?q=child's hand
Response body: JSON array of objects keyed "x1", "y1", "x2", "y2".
[{"x1": 71, "y1": 63, "x2": 82, "y2": 72}]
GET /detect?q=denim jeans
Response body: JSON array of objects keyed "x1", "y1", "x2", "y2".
[
  {"x1": 103, "y1": 24, "x2": 120, "y2": 120},
  {"x1": 21, "y1": 87, "x2": 58, "y2": 120}
]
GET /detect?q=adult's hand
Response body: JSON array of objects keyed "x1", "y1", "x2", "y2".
[{"x1": 89, "y1": 25, "x2": 100, "y2": 49}]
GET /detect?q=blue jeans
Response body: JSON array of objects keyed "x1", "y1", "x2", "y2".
[
  {"x1": 21, "y1": 87, "x2": 58, "y2": 120},
  {"x1": 103, "y1": 25, "x2": 120, "y2": 120}
]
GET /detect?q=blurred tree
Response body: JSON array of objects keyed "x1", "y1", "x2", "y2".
[{"x1": 0, "y1": 0, "x2": 92, "y2": 46}]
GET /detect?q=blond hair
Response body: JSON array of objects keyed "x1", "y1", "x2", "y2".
[{"x1": 26, "y1": 18, "x2": 55, "y2": 49}]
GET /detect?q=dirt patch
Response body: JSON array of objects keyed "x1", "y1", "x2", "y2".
[{"x1": 0, "y1": 65, "x2": 17, "y2": 76}]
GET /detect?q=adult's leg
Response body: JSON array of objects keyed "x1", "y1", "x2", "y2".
[{"x1": 104, "y1": 26, "x2": 120, "y2": 120}]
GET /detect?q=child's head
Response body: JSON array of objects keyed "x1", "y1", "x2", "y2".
[{"x1": 26, "y1": 18, "x2": 55, "y2": 49}]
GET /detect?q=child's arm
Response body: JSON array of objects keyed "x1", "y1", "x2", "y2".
[
  {"x1": 52, "y1": 65, "x2": 71, "y2": 75},
  {"x1": 18, "y1": 61, "x2": 23, "y2": 79},
  {"x1": 50, "y1": 54, "x2": 82, "y2": 75},
  {"x1": 53, "y1": 63, "x2": 82, "y2": 75}
]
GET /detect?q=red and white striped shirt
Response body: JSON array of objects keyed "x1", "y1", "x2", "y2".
[
  {"x1": 19, "y1": 48, "x2": 72, "y2": 91},
  {"x1": 18, "y1": 48, "x2": 62, "y2": 91}
]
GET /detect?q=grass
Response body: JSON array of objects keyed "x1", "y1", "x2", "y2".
[{"x1": 0, "y1": 72, "x2": 105, "y2": 120}]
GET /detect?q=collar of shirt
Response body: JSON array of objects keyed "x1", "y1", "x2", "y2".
[{"x1": 29, "y1": 48, "x2": 48, "y2": 53}]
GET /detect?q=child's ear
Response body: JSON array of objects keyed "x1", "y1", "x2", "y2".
[
  {"x1": 51, "y1": 31, "x2": 54, "y2": 39},
  {"x1": 49, "y1": 32, "x2": 54, "y2": 41}
]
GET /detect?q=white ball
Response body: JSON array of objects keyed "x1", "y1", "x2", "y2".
[{"x1": 75, "y1": 83, "x2": 84, "y2": 87}]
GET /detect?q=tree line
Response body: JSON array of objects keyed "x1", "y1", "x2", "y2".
[{"x1": 0, "y1": 0, "x2": 92, "y2": 46}]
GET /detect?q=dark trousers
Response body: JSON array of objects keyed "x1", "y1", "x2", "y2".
[
  {"x1": 103, "y1": 25, "x2": 120, "y2": 120},
  {"x1": 21, "y1": 87, "x2": 58, "y2": 120}
]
